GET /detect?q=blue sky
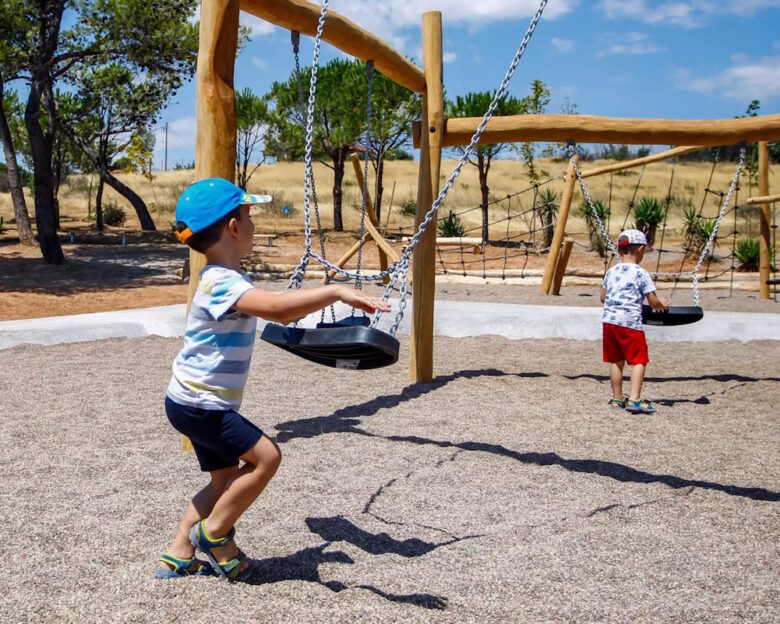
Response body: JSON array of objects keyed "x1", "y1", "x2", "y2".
[{"x1": 148, "y1": 1, "x2": 779, "y2": 167}]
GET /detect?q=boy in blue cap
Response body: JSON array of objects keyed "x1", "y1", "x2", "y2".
[
  {"x1": 157, "y1": 178, "x2": 390, "y2": 580},
  {"x1": 600, "y1": 229, "x2": 669, "y2": 415}
]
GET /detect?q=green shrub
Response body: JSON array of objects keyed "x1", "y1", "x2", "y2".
[
  {"x1": 400, "y1": 198, "x2": 417, "y2": 217},
  {"x1": 734, "y1": 238, "x2": 760, "y2": 269},
  {"x1": 633, "y1": 197, "x2": 665, "y2": 247},
  {"x1": 438, "y1": 211, "x2": 465, "y2": 237},
  {"x1": 102, "y1": 203, "x2": 126, "y2": 227}
]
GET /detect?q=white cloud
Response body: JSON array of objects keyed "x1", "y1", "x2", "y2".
[
  {"x1": 551, "y1": 37, "x2": 575, "y2": 53},
  {"x1": 598, "y1": 0, "x2": 780, "y2": 27},
  {"x1": 240, "y1": 14, "x2": 276, "y2": 37},
  {"x1": 251, "y1": 57, "x2": 269, "y2": 71},
  {"x1": 323, "y1": 0, "x2": 577, "y2": 57},
  {"x1": 442, "y1": 51, "x2": 457, "y2": 63},
  {"x1": 597, "y1": 32, "x2": 658, "y2": 58},
  {"x1": 152, "y1": 117, "x2": 197, "y2": 168},
  {"x1": 677, "y1": 55, "x2": 780, "y2": 101}
]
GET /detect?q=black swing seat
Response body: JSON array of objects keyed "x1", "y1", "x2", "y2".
[
  {"x1": 260, "y1": 323, "x2": 399, "y2": 370},
  {"x1": 316, "y1": 315, "x2": 370, "y2": 329},
  {"x1": 642, "y1": 305, "x2": 703, "y2": 327}
]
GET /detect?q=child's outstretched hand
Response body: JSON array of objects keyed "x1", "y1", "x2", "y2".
[
  {"x1": 659, "y1": 296, "x2": 671, "y2": 309},
  {"x1": 340, "y1": 287, "x2": 392, "y2": 314}
]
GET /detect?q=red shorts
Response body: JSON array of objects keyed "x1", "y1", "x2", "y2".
[{"x1": 603, "y1": 323, "x2": 649, "y2": 365}]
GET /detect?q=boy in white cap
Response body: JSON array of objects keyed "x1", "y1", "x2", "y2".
[
  {"x1": 156, "y1": 178, "x2": 390, "y2": 580},
  {"x1": 600, "y1": 229, "x2": 669, "y2": 414}
]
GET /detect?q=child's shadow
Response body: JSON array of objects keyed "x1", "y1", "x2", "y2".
[{"x1": 242, "y1": 516, "x2": 450, "y2": 610}]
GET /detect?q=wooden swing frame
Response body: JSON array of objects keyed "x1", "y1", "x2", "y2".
[{"x1": 190, "y1": 0, "x2": 780, "y2": 389}]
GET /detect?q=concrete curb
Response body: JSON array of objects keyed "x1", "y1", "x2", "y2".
[{"x1": 1, "y1": 301, "x2": 777, "y2": 350}]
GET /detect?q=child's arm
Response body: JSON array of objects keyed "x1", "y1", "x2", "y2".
[
  {"x1": 600, "y1": 287, "x2": 606, "y2": 304},
  {"x1": 646, "y1": 291, "x2": 670, "y2": 311},
  {"x1": 234, "y1": 284, "x2": 391, "y2": 324}
]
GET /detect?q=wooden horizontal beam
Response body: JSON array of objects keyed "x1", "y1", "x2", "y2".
[
  {"x1": 412, "y1": 114, "x2": 780, "y2": 148},
  {"x1": 746, "y1": 192, "x2": 780, "y2": 205},
  {"x1": 240, "y1": 0, "x2": 426, "y2": 93},
  {"x1": 580, "y1": 145, "x2": 703, "y2": 178}
]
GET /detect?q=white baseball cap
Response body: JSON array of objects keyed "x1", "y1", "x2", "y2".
[{"x1": 618, "y1": 229, "x2": 649, "y2": 248}]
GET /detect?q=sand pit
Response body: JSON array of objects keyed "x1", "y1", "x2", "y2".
[{"x1": 1, "y1": 331, "x2": 777, "y2": 623}]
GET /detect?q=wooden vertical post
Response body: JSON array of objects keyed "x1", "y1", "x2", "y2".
[
  {"x1": 541, "y1": 155, "x2": 579, "y2": 294},
  {"x1": 410, "y1": 11, "x2": 443, "y2": 383},
  {"x1": 182, "y1": 0, "x2": 240, "y2": 451},
  {"x1": 551, "y1": 238, "x2": 574, "y2": 296},
  {"x1": 758, "y1": 141, "x2": 771, "y2": 299}
]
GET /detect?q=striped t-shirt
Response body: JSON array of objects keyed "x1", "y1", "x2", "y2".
[{"x1": 167, "y1": 265, "x2": 257, "y2": 410}]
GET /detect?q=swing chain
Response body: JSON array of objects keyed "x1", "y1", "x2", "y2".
[
  {"x1": 568, "y1": 142, "x2": 620, "y2": 258},
  {"x1": 690, "y1": 146, "x2": 745, "y2": 306},
  {"x1": 354, "y1": 60, "x2": 376, "y2": 291}
]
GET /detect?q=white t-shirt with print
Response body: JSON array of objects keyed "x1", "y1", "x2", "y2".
[{"x1": 601, "y1": 263, "x2": 656, "y2": 330}]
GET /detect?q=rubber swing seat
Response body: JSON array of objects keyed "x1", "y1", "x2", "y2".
[
  {"x1": 642, "y1": 305, "x2": 703, "y2": 326},
  {"x1": 260, "y1": 323, "x2": 399, "y2": 370}
]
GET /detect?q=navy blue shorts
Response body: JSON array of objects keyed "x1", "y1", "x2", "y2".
[{"x1": 165, "y1": 397, "x2": 264, "y2": 472}]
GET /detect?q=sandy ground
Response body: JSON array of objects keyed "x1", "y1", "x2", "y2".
[{"x1": 1, "y1": 332, "x2": 778, "y2": 623}]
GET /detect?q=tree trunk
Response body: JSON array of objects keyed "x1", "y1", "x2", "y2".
[
  {"x1": 0, "y1": 81, "x2": 34, "y2": 245},
  {"x1": 331, "y1": 147, "x2": 348, "y2": 232},
  {"x1": 25, "y1": 78, "x2": 64, "y2": 264},
  {"x1": 96, "y1": 177, "x2": 104, "y2": 231},
  {"x1": 544, "y1": 212, "x2": 554, "y2": 249},
  {"x1": 61, "y1": 121, "x2": 157, "y2": 230},
  {"x1": 478, "y1": 154, "x2": 490, "y2": 244},
  {"x1": 101, "y1": 171, "x2": 156, "y2": 230}
]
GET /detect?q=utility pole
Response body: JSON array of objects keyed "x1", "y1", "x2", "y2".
[{"x1": 164, "y1": 122, "x2": 168, "y2": 171}]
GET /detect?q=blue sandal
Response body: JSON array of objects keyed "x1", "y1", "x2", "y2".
[
  {"x1": 189, "y1": 520, "x2": 251, "y2": 581},
  {"x1": 155, "y1": 553, "x2": 214, "y2": 579},
  {"x1": 625, "y1": 398, "x2": 657, "y2": 414}
]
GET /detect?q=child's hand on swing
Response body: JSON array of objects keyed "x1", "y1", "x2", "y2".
[{"x1": 340, "y1": 288, "x2": 392, "y2": 314}]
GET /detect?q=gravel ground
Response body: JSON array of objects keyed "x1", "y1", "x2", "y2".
[{"x1": 1, "y1": 334, "x2": 778, "y2": 623}]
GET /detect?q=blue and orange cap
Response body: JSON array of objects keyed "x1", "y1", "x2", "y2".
[{"x1": 174, "y1": 178, "x2": 272, "y2": 243}]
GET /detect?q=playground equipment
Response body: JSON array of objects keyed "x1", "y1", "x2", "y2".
[{"x1": 190, "y1": 0, "x2": 780, "y2": 382}]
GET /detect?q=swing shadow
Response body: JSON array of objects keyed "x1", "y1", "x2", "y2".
[
  {"x1": 274, "y1": 368, "x2": 548, "y2": 444},
  {"x1": 365, "y1": 433, "x2": 780, "y2": 503},
  {"x1": 242, "y1": 516, "x2": 451, "y2": 610}
]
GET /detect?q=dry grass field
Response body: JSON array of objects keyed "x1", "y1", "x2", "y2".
[{"x1": 1, "y1": 157, "x2": 775, "y2": 243}]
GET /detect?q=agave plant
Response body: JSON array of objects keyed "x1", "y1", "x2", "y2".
[
  {"x1": 632, "y1": 197, "x2": 665, "y2": 247},
  {"x1": 579, "y1": 198, "x2": 609, "y2": 254},
  {"x1": 734, "y1": 238, "x2": 760, "y2": 270},
  {"x1": 536, "y1": 188, "x2": 558, "y2": 249},
  {"x1": 438, "y1": 211, "x2": 465, "y2": 237}
]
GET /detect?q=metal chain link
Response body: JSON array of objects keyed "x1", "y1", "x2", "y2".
[
  {"x1": 690, "y1": 147, "x2": 745, "y2": 306},
  {"x1": 569, "y1": 143, "x2": 620, "y2": 258},
  {"x1": 354, "y1": 60, "x2": 375, "y2": 290}
]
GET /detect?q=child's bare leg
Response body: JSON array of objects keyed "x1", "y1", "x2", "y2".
[
  {"x1": 629, "y1": 363, "x2": 646, "y2": 400},
  {"x1": 158, "y1": 466, "x2": 237, "y2": 570},
  {"x1": 202, "y1": 435, "x2": 281, "y2": 563},
  {"x1": 610, "y1": 361, "x2": 625, "y2": 399}
]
